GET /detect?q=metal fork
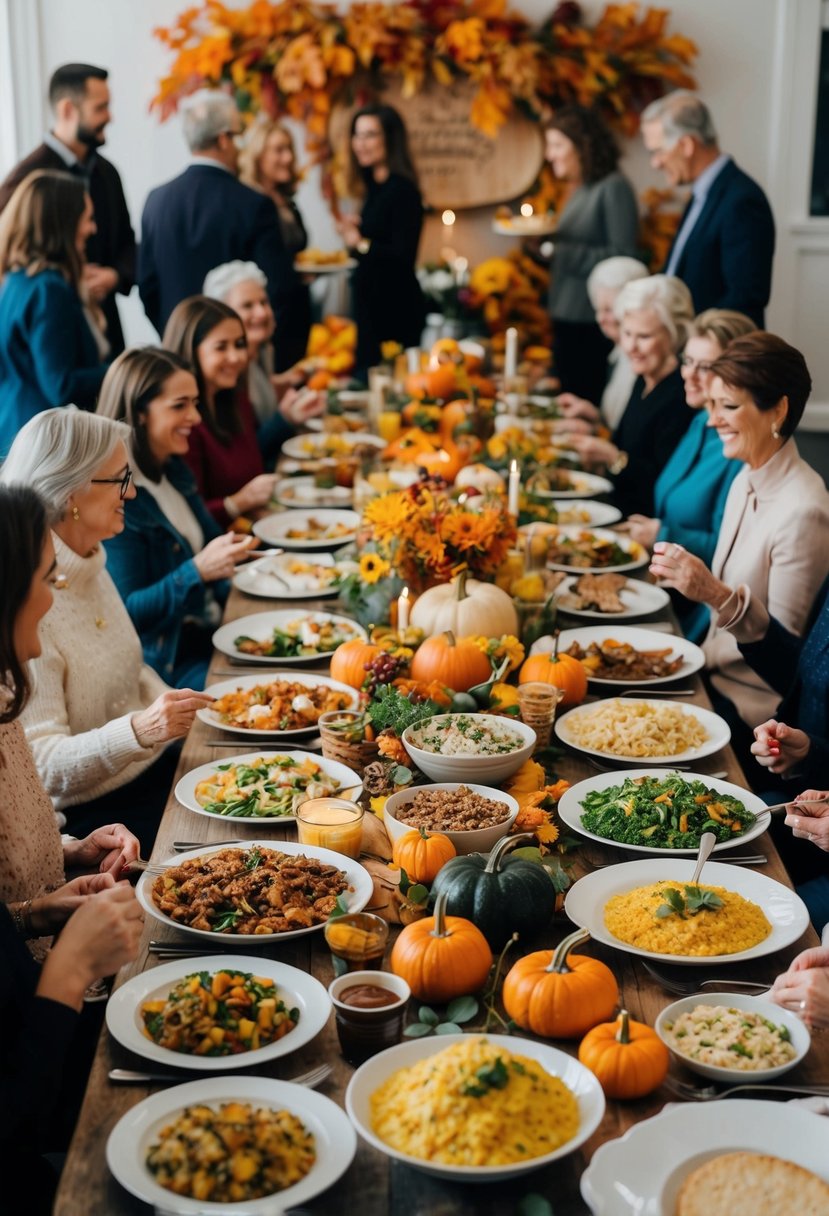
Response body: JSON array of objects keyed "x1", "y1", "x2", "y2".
[
  {"x1": 642, "y1": 961, "x2": 770, "y2": 996},
  {"x1": 663, "y1": 1074, "x2": 829, "y2": 1102},
  {"x1": 110, "y1": 1062, "x2": 332, "y2": 1087}
]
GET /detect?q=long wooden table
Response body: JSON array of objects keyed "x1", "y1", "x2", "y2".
[{"x1": 55, "y1": 586, "x2": 827, "y2": 1215}]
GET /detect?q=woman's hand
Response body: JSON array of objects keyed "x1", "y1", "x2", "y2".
[
  {"x1": 782, "y1": 786, "x2": 829, "y2": 850},
  {"x1": 563, "y1": 433, "x2": 619, "y2": 466},
  {"x1": 649, "y1": 542, "x2": 732, "y2": 607},
  {"x1": 280, "y1": 387, "x2": 325, "y2": 425},
  {"x1": 751, "y1": 719, "x2": 811, "y2": 776},
  {"x1": 556, "y1": 392, "x2": 600, "y2": 423},
  {"x1": 194, "y1": 532, "x2": 258, "y2": 582},
  {"x1": 228, "y1": 473, "x2": 278, "y2": 514},
  {"x1": 622, "y1": 515, "x2": 661, "y2": 550},
  {"x1": 29, "y1": 872, "x2": 116, "y2": 934},
  {"x1": 335, "y1": 215, "x2": 361, "y2": 249},
  {"x1": 549, "y1": 416, "x2": 594, "y2": 436},
  {"x1": 770, "y1": 947, "x2": 829, "y2": 1027},
  {"x1": 63, "y1": 824, "x2": 141, "y2": 875},
  {"x1": 131, "y1": 689, "x2": 215, "y2": 747},
  {"x1": 37, "y1": 884, "x2": 144, "y2": 1010}
]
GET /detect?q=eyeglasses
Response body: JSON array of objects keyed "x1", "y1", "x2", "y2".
[
  {"x1": 679, "y1": 356, "x2": 715, "y2": 373},
  {"x1": 90, "y1": 467, "x2": 133, "y2": 499}
]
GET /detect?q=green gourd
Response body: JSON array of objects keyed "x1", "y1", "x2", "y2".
[{"x1": 429, "y1": 833, "x2": 556, "y2": 948}]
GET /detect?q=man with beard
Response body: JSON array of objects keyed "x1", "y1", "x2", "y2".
[{"x1": 0, "y1": 63, "x2": 136, "y2": 353}]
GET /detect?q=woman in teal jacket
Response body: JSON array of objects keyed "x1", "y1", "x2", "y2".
[
  {"x1": 624, "y1": 309, "x2": 756, "y2": 640},
  {"x1": 0, "y1": 171, "x2": 108, "y2": 456}
]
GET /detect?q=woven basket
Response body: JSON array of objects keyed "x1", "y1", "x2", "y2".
[
  {"x1": 319, "y1": 713, "x2": 380, "y2": 773},
  {"x1": 517, "y1": 682, "x2": 565, "y2": 751}
]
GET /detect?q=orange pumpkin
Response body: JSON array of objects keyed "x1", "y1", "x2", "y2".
[
  {"x1": 414, "y1": 440, "x2": 464, "y2": 483},
  {"x1": 390, "y1": 891, "x2": 493, "y2": 1002},
  {"x1": 438, "y1": 400, "x2": 470, "y2": 444},
  {"x1": 401, "y1": 401, "x2": 442, "y2": 430},
  {"x1": 392, "y1": 827, "x2": 457, "y2": 885},
  {"x1": 410, "y1": 630, "x2": 492, "y2": 692},
  {"x1": 578, "y1": 1009, "x2": 669, "y2": 1099},
  {"x1": 382, "y1": 426, "x2": 441, "y2": 463},
  {"x1": 329, "y1": 639, "x2": 383, "y2": 690},
  {"x1": 423, "y1": 362, "x2": 459, "y2": 401},
  {"x1": 519, "y1": 645, "x2": 587, "y2": 707},
  {"x1": 502, "y1": 927, "x2": 619, "y2": 1039}
]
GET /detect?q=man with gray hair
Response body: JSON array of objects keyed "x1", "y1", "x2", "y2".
[
  {"x1": 138, "y1": 90, "x2": 296, "y2": 361},
  {"x1": 641, "y1": 90, "x2": 774, "y2": 326}
]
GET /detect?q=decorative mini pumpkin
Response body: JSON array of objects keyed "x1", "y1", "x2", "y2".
[
  {"x1": 329, "y1": 639, "x2": 383, "y2": 690},
  {"x1": 390, "y1": 891, "x2": 492, "y2": 1002},
  {"x1": 502, "y1": 927, "x2": 619, "y2": 1038},
  {"x1": 411, "y1": 571, "x2": 519, "y2": 640},
  {"x1": 578, "y1": 1009, "x2": 670, "y2": 1099},
  {"x1": 519, "y1": 640, "x2": 587, "y2": 707},
  {"x1": 391, "y1": 827, "x2": 457, "y2": 885},
  {"x1": 455, "y1": 463, "x2": 506, "y2": 494},
  {"x1": 429, "y1": 833, "x2": 556, "y2": 949},
  {"x1": 410, "y1": 630, "x2": 492, "y2": 693}
]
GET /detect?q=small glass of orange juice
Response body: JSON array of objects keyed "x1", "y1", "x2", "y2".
[
  {"x1": 296, "y1": 798, "x2": 364, "y2": 859},
  {"x1": 378, "y1": 409, "x2": 402, "y2": 443}
]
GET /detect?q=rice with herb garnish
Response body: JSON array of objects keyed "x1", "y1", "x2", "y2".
[
  {"x1": 370, "y1": 1037, "x2": 579, "y2": 1166},
  {"x1": 604, "y1": 880, "x2": 771, "y2": 956}
]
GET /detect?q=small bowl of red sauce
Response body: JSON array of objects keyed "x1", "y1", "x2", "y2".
[{"x1": 329, "y1": 970, "x2": 411, "y2": 1067}]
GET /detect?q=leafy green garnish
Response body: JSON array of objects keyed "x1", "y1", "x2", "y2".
[
  {"x1": 403, "y1": 997, "x2": 480, "y2": 1039},
  {"x1": 461, "y1": 1056, "x2": 509, "y2": 1098},
  {"x1": 367, "y1": 685, "x2": 441, "y2": 735},
  {"x1": 244, "y1": 848, "x2": 263, "y2": 871},
  {"x1": 655, "y1": 883, "x2": 724, "y2": 920},
  {"x1": 212, "y1": 908, "x2": 242, "y2": 932}
]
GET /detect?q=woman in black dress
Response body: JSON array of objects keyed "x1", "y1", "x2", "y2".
[{"x1": 337, "y1": 104, "x2": 426, "y2": 377}]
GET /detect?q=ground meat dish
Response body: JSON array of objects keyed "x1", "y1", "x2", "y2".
[
  {"x1": 396, "y1": 786, "x2": 511, "y2": 832},
  {"x1": 152, "y1": 847, "x2": 351, "y2": 935}
]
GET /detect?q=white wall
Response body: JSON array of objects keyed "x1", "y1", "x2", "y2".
[{"x1": 7, "y1": 0, "x2": 828, "y2": 417}]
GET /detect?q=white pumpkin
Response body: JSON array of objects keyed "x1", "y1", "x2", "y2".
[
  {"x1": 454, "y1": 463, "x2": 506, "y2": 494},
  {"x1": 410, "y1": 572, "x2": 519, "y2": 638}
]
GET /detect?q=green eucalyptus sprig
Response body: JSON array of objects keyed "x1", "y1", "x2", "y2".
[{"x1": 404, "y1": 996, "x2": 479, "y2": 1038}]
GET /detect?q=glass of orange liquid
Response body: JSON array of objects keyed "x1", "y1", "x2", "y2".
[
  {"x1": 296, "y1": 798, "x2": 364, "y2": 859},
  {"x1": 378, "y1": 409, "x2": 402, "y2": 443}
]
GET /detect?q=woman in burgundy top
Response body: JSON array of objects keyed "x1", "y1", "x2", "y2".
[{"x1": 163, "y1": 296, "x2": 276, "y2": 526}]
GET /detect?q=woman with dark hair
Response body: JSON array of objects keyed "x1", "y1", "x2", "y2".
[
  {"x1": 544, "y1": 105, "x2": 640, "y2": 402},
  {"x1": 336, "y1": 103, "x2": 426, "y2": 376},
  {"x1": 98, "y1": 346, "x2": 257, "y2": 687},
  {"x1": 651, "y1": 332, "x2": 829, "y2": 760},
  {"x1": 0, "y1": 169, "x2": 108, "y2": 456},
  {"x1": 163, "y1": 295, "x2": 277, "y2": 526},
  {"x1": 0, "y1": 483, "x2": 143, "y2": 1214}
]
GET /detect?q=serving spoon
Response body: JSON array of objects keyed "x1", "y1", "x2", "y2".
[{"x1": 689, "y1": 830, "x2": 717, "y2": 885}]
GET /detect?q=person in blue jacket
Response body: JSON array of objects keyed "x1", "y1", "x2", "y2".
[
  {"x1": 97, "y1": 346, "x2": 256, "y2": 687},
  {"x1": 623, "y1": 309, "x2": 756, "y2": 640},
  {"x1": 0, "y1": 169, "x2": 108, "y2": 456}
]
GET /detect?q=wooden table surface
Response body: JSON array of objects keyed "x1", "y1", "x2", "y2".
[{"x1": 55, "y1": 581, "x2": 827, "y2": 1216}]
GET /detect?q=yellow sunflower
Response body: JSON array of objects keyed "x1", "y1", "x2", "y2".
[
  {"x1": 442, "y1": 511, "x2": 494, "y2": 553},
  {"x1": 364, "y1": 491, "x2": 413, "y2": 544},
  {"x1": 359, "y1": 553, "x2": 391, "y2": 584}
]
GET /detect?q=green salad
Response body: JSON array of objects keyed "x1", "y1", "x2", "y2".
[{"x1": 579, "y1": 774, "x2": 757, "y2": 848}]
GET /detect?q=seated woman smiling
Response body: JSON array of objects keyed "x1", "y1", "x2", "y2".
[{"x1": 0, "y1": 410, "x2": 212, "y2": 844}]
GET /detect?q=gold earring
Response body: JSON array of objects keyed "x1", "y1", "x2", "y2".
[{"x1": 72, "y1": 505, "x2": 80, "y2": 522}]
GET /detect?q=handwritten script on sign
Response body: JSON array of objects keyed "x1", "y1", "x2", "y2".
[{"x1": 331, "y1": 81, "x2": 544, "y2": 210}]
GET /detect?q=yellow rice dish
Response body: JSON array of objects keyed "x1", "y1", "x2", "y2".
[
  {"x1": 604, "y1": 881, "x2": 772, "y2": 956},
  {"x1": 370, "y1": 1037, "x2": 579, "y2": 1167}
]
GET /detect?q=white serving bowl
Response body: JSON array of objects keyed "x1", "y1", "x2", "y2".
[
  {"x1": 654, "y1": 991, "x2": 810, "y2": 1083},
  {"x1": 384, "y1": 783, "x2": 519, "y2": 855},
  {"x1": 402, "y1": 714, "x2": 536, "y2": 784}
]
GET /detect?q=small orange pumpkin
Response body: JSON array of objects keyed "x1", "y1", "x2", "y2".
[
  {"x1": 391, "y1": 827, "x2": 457, "y2": 885},
  {"x1": 410, "y1": 630, "x2": 492, "y2": 692},
  {"x1": 414, "y1": 440, "x2": 465, "y2": 483},
  {"x1": 502, "y1": 927, "x2": 619, "y2": 1038},
  {"x1": 390, "y1": 891, "x2": 493, "y2": 1002},
  {"x1": 519, "y1": 638, "x2": 587, "y2": 707},
  {"x1": 578, "y1": 1009, "x2": 670, "y2": 1099},
  {"x1": 329, "y1": 639, "x2": 383, "y2": 690}
]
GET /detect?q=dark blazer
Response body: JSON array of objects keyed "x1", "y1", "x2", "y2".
[
  {"x1": 139, "y1": 164, "x2": 298, "y2": 358},
  {"x1": 0, "y1": 142, "x2": 136, "y2": 353},
  {"x1": 0, "y1": 268, "x2": 107, "y2": 457},
  {"x1": 104, "y1": 457, "x2": 227, "y2": 683},
  {"x1": 663, "y1": 159, "x2": 775, "y2": 327},
  {"x1": 611, "y1": 367, "x2": 695, "y2": 517}
]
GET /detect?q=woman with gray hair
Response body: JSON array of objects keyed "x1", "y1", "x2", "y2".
[
  {"x1": 0, "y1": 409, "x2": 212, "y2": 843},
  {"x1": 564, "y1": 274, "x2": 695, "y2": 517}
]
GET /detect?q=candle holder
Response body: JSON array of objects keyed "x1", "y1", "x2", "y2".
[{"x1": 517, "y1": 682, "x2": 564, "y2": 751}]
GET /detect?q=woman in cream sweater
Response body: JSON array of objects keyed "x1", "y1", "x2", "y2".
[{"x1": 0, "y1": 409, "x2": 212, "y2": 843}]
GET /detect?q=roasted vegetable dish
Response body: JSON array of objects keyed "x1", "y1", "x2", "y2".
[
  {"x1": 234, "y1": 615, "x2": 360, "y2": 659},
  {"x1": 564, "y1": 638, "x2": 684, "y2": 681},
  {"x1": 546, "y1": 530, "x2": 635, "y2": 569},
  {"x1": 580, "y1": 774, "x2": 757, "y2": 848},
  {"x1": 210, "y1": 679, "x2": 354, "y2": 732},
  {"x1": 195, "y1": 755, "x2": 349, "y2": 819},
  {"x1": 141, "y1": 970, "x2": 298, "y2": 1056}
]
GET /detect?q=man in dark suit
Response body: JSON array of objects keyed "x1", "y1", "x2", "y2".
[
  {"x1": 0, "y1": 63, "x2": 136, "y2": 354},
  {"x1": 641, "y1": 91, "x2": 775, "y2": 327},
  {"x1": 138, "y1": 91, "x2": 296, "y2": 364}
]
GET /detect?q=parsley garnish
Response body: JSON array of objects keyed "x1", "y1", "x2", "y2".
[
  {"x1": 655, "y1": 883, "x2": 724, "y2": 920},
  {"x1": 461, "y1": 1056, "x2": 509, "y2": 1098}
]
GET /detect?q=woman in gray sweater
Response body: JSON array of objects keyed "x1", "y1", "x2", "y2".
[{"x1": 545, "y1": 106, "x2": 640, "y2": 402}]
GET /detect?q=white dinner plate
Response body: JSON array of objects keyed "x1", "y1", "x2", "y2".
[
  {"x1": 547, "y1": 625, "x2": 705, "y2": 687},
  {"x1": 281, "y1": 432, "x2": 384, "y2": 461},
  {"x1": 107, "y1": 1075, "x2": 356, "y2": 1214},
  {"x1": 305, "y1": 413, "x2": 365, "y2": 433},
  {"x1": 345, "y1": 1033, "x2": 604, "y2": 1183},
  {"x1": 273, "y1": 477, "x2": 354, "y2": 508},
  {"x1": 106, "y1": 955, "x2": 331, "y2": 1071},
  {"x1": 546, "y1": 526, "x2": 649, "y2": 574},
  {"x1": 551, "y1": 574, "x2": 670, "y2": 620},
  {"x1": 294, "y1": 257, "x2": 357, "y2": 274},
  {"x1": 212, "y1": 609, "x2": 366, "y2": 665},
  {"x1": 527, "y1": 470, "x2": 614, "y2": 499},
  {"x1": 555, "y1": 697, "x2": 731, "y2": 766},
  {"x1": 174, "y1": 750, "x2": 361, "y2": 822},
  {"x1": 564, "y1": 857, "x2": 810, "y2": 965},
  {"x1": 581, "y1": 1100, "x2": 829, "y2": 1216},
  {"x1": 136, "y1": 839, "x2": 373, "y2": 944},
  {"x1": 493, "y1": 217, "x2": 557, "y2": 237},
  {"x1": 557, "y1": 768, "x2": 771, "y2": 855},
  {"x1": 253, "y1": 508, "x2": 361, "y2": 551},
  {"x1": 197, "y1": 672, "x2": 358, "y2": 738},
  {"x1": 233, "y1": 551, "x2": 358, "y2": 600},
  {"x1": 551, "y1": 500, "x2": 622, "y2": 528}
]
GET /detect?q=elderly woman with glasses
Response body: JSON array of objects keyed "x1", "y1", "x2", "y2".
[{"x1": 0, "y1": 409, "x2": 211, "y2": 844}]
